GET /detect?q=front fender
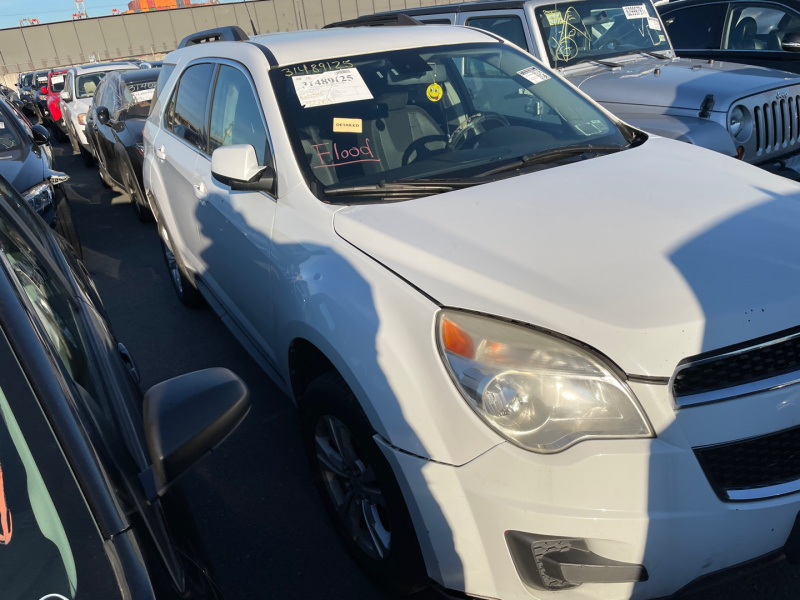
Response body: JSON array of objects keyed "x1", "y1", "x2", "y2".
[
  {"x1": 272, "y1": 195, "x2": 501, "y2": 466},
  {"x1": 611, "y1": 111, "x2": 738, "y2": 157}
]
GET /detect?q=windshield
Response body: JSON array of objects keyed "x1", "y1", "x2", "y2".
[
  {"x1": 34, "y1": 72, "x2": 49, "y2": 88},
  {"x1": 20, "y1": 73, "x2": 33, "y2": 87},
  {"x1": 0, "y1": 108, "x2": 23, "y2": 152},
  {"x1": 76, "y1": 71, "x2": 117, "y2": 99},
  {"x1": 271, "y1": 42, "x2": 630, "y2": 201},
  {"x1": 535, "y1": 1, "x2": 670, "y2": 67},
  {"x1": 50, "y1": 73, "x2": 67, "y2": 93}
]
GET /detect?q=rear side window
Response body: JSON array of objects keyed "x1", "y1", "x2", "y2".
[
  {"x1": 208, "y1": 65, "x2": 270, "y2": 164},
  {"x1": 662, "y1": 4, "x2": 727, "y2": 49},
  {"x1": 167, "y1": 62, "x2": 215, "y2": 152},
  {"x1": 466, "y1": 15, "x2": 530, "y2": 51}
]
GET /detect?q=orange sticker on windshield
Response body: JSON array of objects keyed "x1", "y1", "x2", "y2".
[
  {"x1": 426, "y1": 83, "x2": 443, "y2": 102},
  {"x1": 0, "y1": 460, "x2": 11, "y2": 545},
  {"x1": 333, "y1": 118, "x2": 362, "y2": 133}
]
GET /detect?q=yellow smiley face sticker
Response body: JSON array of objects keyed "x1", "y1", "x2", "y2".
[{"x1": 426, "y1": 82, "x2": 443, "y2": 102}]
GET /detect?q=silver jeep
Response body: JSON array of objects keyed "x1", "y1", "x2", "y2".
[{"x1": 350, "y1": 0, "x2": 800, "y2": 178}]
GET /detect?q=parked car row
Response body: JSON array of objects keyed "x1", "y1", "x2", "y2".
[{"x1": 17, "y1": 3, "x2": 800, "y2": 599}]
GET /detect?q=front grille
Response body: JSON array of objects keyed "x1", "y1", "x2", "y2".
[
  {"x1": 695, "y1": 425, "x2": 800, "y2": 501},
  {"x1": 753, "y1": 95, "x2": 800, "y2": 154},
  {"x1": 672, "y1": 331, "x2": 800, "y2": 398}
]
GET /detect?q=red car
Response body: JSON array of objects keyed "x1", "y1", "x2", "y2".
[{"x1": 43, "y1": 69, "x2": 69, "y2": 141}]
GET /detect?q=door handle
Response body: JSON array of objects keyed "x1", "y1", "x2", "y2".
[
  {"x1": 193, "y1": 181, "x2": 207, "y2": 203},
  {"x1": 155, "y1": 145, "x2": 166, "y2": 161}
]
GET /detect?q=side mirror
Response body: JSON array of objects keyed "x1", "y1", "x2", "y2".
[
  {"x1": 60, "y1": 89, "x2": 72, "y2": 102},
  {"x1": 211, "y1": 144, "x2": 276, "y2": 194},
  {"x1": 40, "y1": 86, "x2": 47, "y2": 94},
  {"x1": 96, "y1": 106, "x2": 110, "y2": 125},
  {"x1": 31, "y1": 124, "x2": 50, "y2": 145},
  {"x1": 141, "y1": 367, "x2": 250, "y2": 500},
  {"x1": 782, "y1": 32, "x2": 800, "y2": 52}
]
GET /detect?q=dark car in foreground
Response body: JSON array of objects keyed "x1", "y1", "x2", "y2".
[
  {"x1": 0, "y1": 172, "x2": 250, "y2": 599},
  {"x1": 659, "y1": 0, "x2": 800, "y2": 72},
  {"x1": 87, "y1": 68, "x2": 159, "y2": 222}
]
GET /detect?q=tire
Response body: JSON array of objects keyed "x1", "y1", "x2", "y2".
[
  {"x1": 53, "y1": 188, "x2": 82, "y2": 259},
  {"x1": 159, "y1": 231, "x2": 205, "y2": 308},
  {"x1": 123, "y1": 164, "x2": 153, "y2": 223},
  {"x1": 98, "y1": 163, "x2": 111, "y2": 188},
  {"x1": 300, "y1": 372, "x2": 428, "y2": 595},
  {"x1": 80, "y1": 145, "x2": 95, "y2": 167}
]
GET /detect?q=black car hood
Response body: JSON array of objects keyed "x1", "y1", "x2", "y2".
[{"x1": 0, "y1": 144, "x2": 46, "y2": 195}]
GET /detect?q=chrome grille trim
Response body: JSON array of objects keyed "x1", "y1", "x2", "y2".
[
  {"x1": 737, "y1": 86, "x2": 800, "y2": 160},
  {"x1": 671, "y1": 329, "x2": 800, "y2": 407}
]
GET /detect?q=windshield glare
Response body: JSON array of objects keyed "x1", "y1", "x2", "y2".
[
  {"x1": 536, "y1": 1, "x2": 670, "y2": 67},
  {"x1": 272, "y1": 42, "x2": 628, "y2": 199}
]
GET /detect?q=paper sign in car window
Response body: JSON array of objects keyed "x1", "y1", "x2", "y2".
[
  {"x1": 518, "y1": 66, "x2": 551, "y2": 85},
  {"x1": 333, "y1": 117, "x2": 362, "y2": 133},
  {"x1": 131, "y1": 88, "x2": 155, "y2": 103},
  {"x1": 623, "y1": 4, "x2": 648, "y2": 19},
  {"x1": 647, "y1": 17, "x2": 662, "y2": 31},
  {"x1": 51, "y1": 76, "x2": 65, "y2": 85},
  {"x1": 544, "y1": 10, "x2": 565, "y2": 26},
  {"x1": 293, "y1": 69, "x2": 373, "y2": 108}
]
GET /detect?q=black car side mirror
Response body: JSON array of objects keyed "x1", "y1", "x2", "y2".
[
  {"x1": 31, "y1": 124, "x2": 50, "y2": 145},
  {"x1": 96, "y1": 106, "x2": 110, "y2": 125},
  {"x1": 140, "y1": 367, "x2": 250, "y2": 500},
  {"x1": 783, "y1": 32, "x2": 800, "y2": 52}
]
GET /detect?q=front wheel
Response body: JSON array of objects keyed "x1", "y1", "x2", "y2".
[
  {"x1": 159, "y1": 231, "x2": 205, "y2": 308},
  {"x1": 300, "y1": 372, "x2": 428, "y2": 595},
  {"x1": 123, "y1": 164, "x2": 153, "y2": 223}
]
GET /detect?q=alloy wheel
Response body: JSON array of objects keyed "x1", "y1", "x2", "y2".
[{"x1": 314, "y1": 414, "x2": 391, "y2": 561}]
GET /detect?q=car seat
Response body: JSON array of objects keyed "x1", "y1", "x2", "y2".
[
  {"x1": 730, "y1": 16, "x2": 758, "y2": 49},
  {"x1": 368, "y1": 91, "x2": 447, "y2": 169}
]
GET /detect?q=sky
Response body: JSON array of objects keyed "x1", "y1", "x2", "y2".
[{"x1": 0, "y1": 0, "x2": 239, "y2": 31}]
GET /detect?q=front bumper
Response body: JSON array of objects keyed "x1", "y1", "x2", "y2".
[{"x1": 380, "y1": 380, "x2": 800, "y2": 600}]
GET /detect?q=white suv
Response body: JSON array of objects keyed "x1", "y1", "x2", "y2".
[
  {"x1": 59, "y1": 62, "x2": 138, "y2": 165},
  {"x1": 144, "y1": 24, "x2": 800, "y2": 600}
]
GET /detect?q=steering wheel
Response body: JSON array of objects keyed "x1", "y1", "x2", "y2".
[
  {"x1": 448, "y1": 112, "x2": 510, "y2": 150},
  {"x1": 401, "y1": 134, "x2": 449, "y2": 165}
]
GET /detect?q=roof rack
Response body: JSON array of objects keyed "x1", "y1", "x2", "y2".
[
  {"x1": 178, "y1": 26, "x2": 250, "y2": 49},
  {"x1": 323, "y1": 14, "x2": 423, "y2": 29}
]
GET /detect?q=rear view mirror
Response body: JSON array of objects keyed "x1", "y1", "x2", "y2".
[
  {"x1": 783, "y1": 32, "x2": 800, "y2": 52},
  {"x1": 211, "y1": 144, "x2": 276, "y2": 194},
  {"x1": 141, "y1": 367, "x2": 250, "y2": 500},
  {"x1": 96, "y1": 106, "x2": 110, "y2": 125}
]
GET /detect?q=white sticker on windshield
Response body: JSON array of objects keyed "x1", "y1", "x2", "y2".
[
  {"x1": 517, "y1": 66, "x2": 551, "y2": 85},
  {"x1": 623, "y1": 4, "x2": 648, "y2": 19},
  {"x1": 131, "y1": 88, "x2": 155, "y2": 103},
  {"x1": 293, "y1": 68, "x2": 373, "y2": 108},
  {"x1": 544, "y1": 10, "x2": 565, "y2": 26},
  {"x1": 647, "y1": 16, "x2": 662, "y2": 31},
  {"x1": 51, "y1": 75, "x2": 64, "y2": 84}
]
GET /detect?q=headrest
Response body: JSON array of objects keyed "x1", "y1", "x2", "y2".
[{"x1": 376, "y1": 91, "x2": 408, "y2": 111}]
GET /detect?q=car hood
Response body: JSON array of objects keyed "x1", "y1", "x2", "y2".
[
  {"x1": 566, "y1": 56, "x2": 800, "y2": 112},
  {"x1": 332, "y1": 138, "x2": 800, "y2": 377},
  {"x1": 0, "y1": 145, "x2": 46, "y2": 194}
]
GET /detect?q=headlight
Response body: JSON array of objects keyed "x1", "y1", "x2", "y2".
[
  {"x1": 728, "y1": 105, "x2": 752, "y2": 142},
  {"x1": 437, "y1": 310, "x2": 653, "y2": 453},
  {"x1": 77, "y1": 113, "x2": 87, "y2": 125},
  {"x1": 22, "y1": 181, "x2": 55, "y2": 215}
]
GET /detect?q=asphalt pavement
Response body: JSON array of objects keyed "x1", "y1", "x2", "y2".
[{"x1": 53, "y1": 138, "x2": 800, "y2": 600}]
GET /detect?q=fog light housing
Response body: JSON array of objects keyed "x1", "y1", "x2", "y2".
[{"x1": 505, "y1": 531, "x2": 648, "y2": 590}]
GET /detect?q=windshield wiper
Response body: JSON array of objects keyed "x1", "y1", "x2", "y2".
[
  {"x1": 324, "y1": 179, "x2": 475, "y2": 200},
  {"x1": 477, "y1": 145, "x2": 626, "y2": 178},
  {"x1": 639, "y1": 50, "x2": 671, "y2": 60},
  {"x1": 591, "y1": 58, "x2": 625, "y2": 68}
]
